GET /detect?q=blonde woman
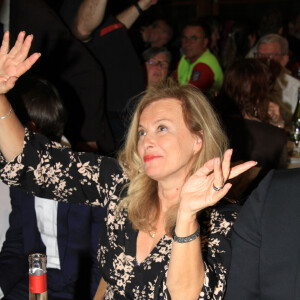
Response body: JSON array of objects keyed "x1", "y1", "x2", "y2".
[{"x1": 0, "y1": 32, "x2": 255, "y2": 299}]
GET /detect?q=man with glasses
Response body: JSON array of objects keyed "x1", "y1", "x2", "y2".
[
  {"x1": 256, "y1": 34, "x2": 289, "y2": 67},
  {"x1": 256, "y1": 34, "x2": 300, "y2": 122},
  {"x1": 175, "y1": 21, "x2": 223, "y2": 98}
]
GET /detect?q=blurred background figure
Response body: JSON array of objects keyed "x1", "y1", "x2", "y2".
[
  {"x1": 0, "y1": 76, "x2": 104, "y2": 300},
  {"x1": 123, "y1": 46, "x2": 171, "y2": 134},
  {"x1": 259, "y1": 8, "x2": 284, "y2": 36},
  {"x1": 215, "y1": 58, "x2": 287, "y2": 201},
  {"x1": 246, "y1": 8, "x2": 284, "y2": 58},
  {"x1": 174, "y1": 20, "x2": 223, "y2": 99},
  {"x1": 142, "y1": 46, "x2": 171, "y2": 87},
  {"x1": 287, "y1": 11, "x2": 300, "y2": 77},
  {"x1": 70, "y1": 0, "x2": 158, "y2": 151},
  {"x1": 140, "y1": 18, "x2": 173, "y2": 50},
  {"x1": 256, "y1": 34, "x2": 300, "y2": 125},
  {"x1": 9, "y1": 0, "x2": 115, "y2": 155},
  {"x1": 199, "y1": 15, "x2": 221, "y2": 62},
  {"x1": 222, "y1": 21, "x2": 257, "y2": 70}
]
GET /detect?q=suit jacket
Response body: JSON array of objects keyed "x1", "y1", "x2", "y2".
[
  {"x1": 0, "y1": 187, "x2": 104, "y2": 299},
  {"x1": 225, "y1": 168, "x2": 300, "y2": 300}
]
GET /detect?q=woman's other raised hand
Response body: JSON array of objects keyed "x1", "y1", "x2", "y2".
[
  {"x1": 0, "y1": 31, "x2": 41, "y2": 94},
  {"x1": 178, "y1": 149, "x2": 257, "y2": 217}
]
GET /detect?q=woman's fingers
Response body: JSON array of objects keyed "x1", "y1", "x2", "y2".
[
  {"x1": 212, "y1": 149, "x2": 233, "y2": 192},
  {"x1": 8, "y1": 31, "x2": 26, "y2": 57},
  {"x1": 193, "y1": 157, "x2": 215, "y2": 177},
  {"x1": 211, "y1": 182, "x2": 232, "y2": 200},
  {"x1": 222, "y1": 149, "x2": 232, "y2": 181},
  {"x1": 213, "y1": 157, "x2": 224, "y2": 191},
  {"x1": 228, "y1": 160, "x2": 257, "y2": 179},
  {"x1": 0, "y1": 31, "x2": 40, "y2": 93},
  {"x1": 15, "y1": 34, "x2": 34, "y2": 63},
  {"x1": 16, "y1": 52, "x2": 41, "y2": 77}
]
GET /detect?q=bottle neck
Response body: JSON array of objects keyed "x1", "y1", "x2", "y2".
[{"x1": 292, "y1": 88, "x2": 300, "y2": 123}]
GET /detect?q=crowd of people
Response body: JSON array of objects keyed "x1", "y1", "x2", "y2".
[{"x1": 0, "y1": 0, "x2": 299, "y2": 299}]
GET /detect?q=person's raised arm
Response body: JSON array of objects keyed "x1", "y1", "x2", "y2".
[
  {"x1": 116, "y1": 0, "x2": 158, "y2": 29},
  {"x1": 72, "y1": 0, "x2": 108, "y2": 42},
  {"x1": 166, "y1": 149, "x2": 257, "y2": 299},
  {"x1": 0, "y1": 31, "x2": 40, "y2": 161}
]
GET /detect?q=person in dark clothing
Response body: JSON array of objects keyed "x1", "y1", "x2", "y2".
[
  {"x1": 0, "y1": 76, "x2": 104, "y2": 300},
  {"x1": 215, "y1": 58, "x2": 287, "y2": 201},
  {"x1": 225, "y1": 168, "x2": 300, "y2": 300},
  {"x1": 71, "y1": 0, "x2": 158, "y2": 150},
  {"x1": 9, "y1": 0, "x2": 115, "y2": 154}
]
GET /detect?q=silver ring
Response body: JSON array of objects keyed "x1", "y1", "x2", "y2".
[{"x1": 213, "y1": 183, "x2": 224, "y2": 192}]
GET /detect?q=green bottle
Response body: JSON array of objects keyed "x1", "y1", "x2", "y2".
[
  {"x1": 291, "y1": 87, "x2": 300, "y2": 147},
  {"x1": 292, "y1": 87, "x2": 300, "y2": 126}
]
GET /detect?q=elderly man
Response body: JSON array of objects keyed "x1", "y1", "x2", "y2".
[
  {"x1": 256, "y1": 33, "x2": 300, "y2": 123},
  {"x1": 175, "y1": 21, "x2": 223, "y2": 97}
]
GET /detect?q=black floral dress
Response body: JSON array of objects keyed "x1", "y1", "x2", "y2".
[{"x1": 0, "y1": 129, "x2": 239, "y2": 299}]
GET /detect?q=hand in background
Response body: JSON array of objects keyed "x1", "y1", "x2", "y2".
[
  {"x1": 138, "y1": 0, "x2": 158, "y2": 11},
  {"x1": 268, "y1": 101, "x2": 285, "y2": 128}
]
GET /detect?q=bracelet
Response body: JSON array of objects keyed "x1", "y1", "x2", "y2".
[
  {"x1": 134, "y1": 2, "x2": 143, "y2": 15},
  {"x1": 172, "y1": 223, "x2": 200, "y2": 243},
  {"x1": 0, "y1": 104, "x2": 12, "y2": 120}
]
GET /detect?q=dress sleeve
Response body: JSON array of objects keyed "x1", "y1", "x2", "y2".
[
  {"x1": 0, "y1": 129, "x2": 127, "y2": 207},
  {"x1": 155, "y1": 203, "x2": 239, "y2": 299}
]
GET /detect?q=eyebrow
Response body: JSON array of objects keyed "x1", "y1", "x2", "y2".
[{"x1": 138, "y1": 118, "x2": 173, "y2": 128}]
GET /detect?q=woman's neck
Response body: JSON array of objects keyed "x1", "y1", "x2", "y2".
[{"x1": 157, "y1": 182, "x2": 182, "y2": 213}]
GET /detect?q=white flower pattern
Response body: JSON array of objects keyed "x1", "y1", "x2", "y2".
[{"x1": 0, "y1": 129, "x2": 239, "y2": 299}]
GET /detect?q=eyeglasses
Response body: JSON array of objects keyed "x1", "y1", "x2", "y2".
[
  {"x1": 147, "y1": 58, "x2": 169, "y2": 69},
  {"x1": 181, "y1": 35, "x2": 203, "y2": 43},
  {"x1": 255, "y1": 52, "x2": 283, "y2": 58}
]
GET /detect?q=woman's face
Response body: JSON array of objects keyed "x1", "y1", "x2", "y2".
[
  {"x1": 137, "y1": 98, "x2": 202, "y2": 183},
  {"x1": 145, "y1": 52, "x2": 169, "y2": 86}
]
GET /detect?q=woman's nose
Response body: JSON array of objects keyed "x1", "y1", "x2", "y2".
[{"x1": 142, "y1": 132, "x2": 155, "y2": 148}]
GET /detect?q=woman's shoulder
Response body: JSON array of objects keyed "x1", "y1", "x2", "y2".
[{"x1": 245, "y1": 119, "x2": 286, "y2": 136}]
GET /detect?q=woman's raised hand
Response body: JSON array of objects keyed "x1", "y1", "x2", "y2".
[
  {"x1": 179, "y1": 149, "x2": 257, "y2": 216},
  {"x1": 0, "y1": 31, "x2": 41, "y2": 94}
]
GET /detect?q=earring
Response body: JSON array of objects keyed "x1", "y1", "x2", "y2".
[{"x1": 254, "y1": 106, "x2": 258, "y2": 118}]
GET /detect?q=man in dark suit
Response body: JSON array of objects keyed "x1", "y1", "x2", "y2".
[
  {"x1": 0, "y1": 189, "x2": 103, "y2": 300},
  {"x1": 0, "y1": 77, "x2": 104, "y2": 300},
  {"x1": 225, "y1": 168, "x2": 300, "y2": 299}
]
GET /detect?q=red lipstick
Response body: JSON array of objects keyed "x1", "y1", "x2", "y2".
[{"x1": 144, "y1": 155, "x2": 160, "y2": 162}]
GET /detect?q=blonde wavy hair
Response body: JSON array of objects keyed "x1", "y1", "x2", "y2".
[{"x1": 118, "y1": 79, "x2": 228, "y2": 235}]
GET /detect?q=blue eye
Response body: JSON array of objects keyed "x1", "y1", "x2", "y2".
[
  {"x1": 138, "y1": 130, "x2": 146, "y2": 136},
  {"x1": 158, "y1": 126, "x2": 167, "y2": 132}
]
